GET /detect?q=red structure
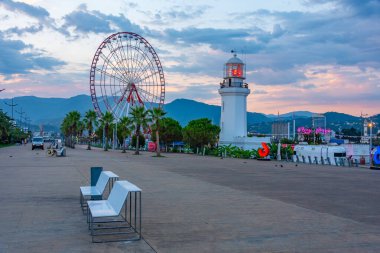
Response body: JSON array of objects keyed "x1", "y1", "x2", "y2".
[{"x1": 258, "y1": 142, "x2": 270, "y2": 158}]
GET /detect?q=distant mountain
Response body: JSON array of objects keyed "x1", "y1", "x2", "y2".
[
  {"x1": 250, "y1": 111, "x2": 379, "y2": 134},
  {"x1": 267, "y1": 111, "x2": 314, "y2": 118},
  {"x1": 0, "y1": 95, "x2": 378, "y2": 134},
  {"x1": 164, "y1": 99, "x2": 221, "y2": 126},
  {"x1": 1, "y1": 95, "x2": 93, "y2": 122},
  {"x1": 0, "y1": 95, "x2": 93, "y2": 132},
  {"x1": 164, "y1": 99, "x2": 270, "y2": 126}
]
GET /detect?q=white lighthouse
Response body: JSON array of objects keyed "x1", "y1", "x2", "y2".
[
  {"x1": 219, "y1": 53, "x2": 250, "y2": 145},
  {"x1": 218, "y1": 53, "x2": 270, "y2": 149}
]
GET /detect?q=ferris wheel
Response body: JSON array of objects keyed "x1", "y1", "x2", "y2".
[{"x1": 90, "y1": 32, "x2": 165, "y2": 119}]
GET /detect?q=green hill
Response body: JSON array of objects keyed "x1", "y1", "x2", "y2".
[{"x1": 0, "y1": 95, "x2": 378, "y2": 134}]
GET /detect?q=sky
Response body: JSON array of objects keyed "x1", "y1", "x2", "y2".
[{"x1": 0, "y1": 0, "x2": 379, "y2": 116}]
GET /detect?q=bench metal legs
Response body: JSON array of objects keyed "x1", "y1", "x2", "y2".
[{"x1": 88, "y1": 192, "x2": 142, "y2": 243}]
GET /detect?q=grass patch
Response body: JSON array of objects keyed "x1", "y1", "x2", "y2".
[{"x1": 0, "y1": 143, "x2": 14, "y2": 148}]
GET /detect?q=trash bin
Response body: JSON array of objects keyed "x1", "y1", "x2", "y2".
[
  {"x1": 91, "y1": 167, "x2": 103, "y2": 186},
  {"x1": 360, "y1": 156, "x2": 365, "y2": 165}
]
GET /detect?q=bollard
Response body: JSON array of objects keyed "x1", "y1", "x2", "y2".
[
  {"x1": 327, "y1": 157, "x2": 331, "y2": 165},
  {"x1": 308, "y1": 156, "x2": 312, "y2": 164},
  {"x1": 335, "y1": 157, "x2": 339, "y2": 166},
  {"x1": 296, "y1": 155, "x2": 300, "y2": 163},
  {"x1": 302, "y1": 156, "x2": 306, "y2": 163},
  {"x1": 203, "y1": 147, "x2": 206, "y2": 156},
  {"x1": 314, "y1": 157, "x2": 318, "y2": 165},
  {"x1": 196, "y1": 147, "x2": 199, "y2": 155},
  {"x1": 321, "y1": 156, "x2": 325, "y2": 165}
]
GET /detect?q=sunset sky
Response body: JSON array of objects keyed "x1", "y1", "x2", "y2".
[{"x1": 0, "y1": 0, "x2": 379, "y2": 116}]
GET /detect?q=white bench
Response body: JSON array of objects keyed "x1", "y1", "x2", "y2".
[
  {"x1": 56, "y1": 147, "x2": 66, "y2": 156},
  {"x1": 80, "y1": 171, "x2": 119, "y2": 212},
  {"x1": 87, "y1": 180, "x2": 142, "y2": 243}
]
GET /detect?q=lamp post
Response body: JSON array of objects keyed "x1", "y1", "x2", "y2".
[{"x1": 368, "y1": 122, "x2": 374, "y2": 165}]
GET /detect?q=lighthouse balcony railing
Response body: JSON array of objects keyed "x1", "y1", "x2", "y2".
[{"x1": 220, "y1": 83, "x2": 249, "y2": 88}]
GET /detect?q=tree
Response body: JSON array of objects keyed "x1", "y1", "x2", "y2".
[
  {"x1": 341, "y1": 127, "x2": 361, "y2": 142},
  {"x1": 132, "y1": 134, "x2": 146, "y2": 148},
  {"x1": 118, "y1": 116, "x2": 132, "y2": 153},
  {"x1": 83, "y1": 110, "x2": 98, "y2": 150},
  {"x1": 341, "y1": 127, "x2": 361, "y2": 136},
  {"x1": 182, "y1": 118, "x2": 220, "y2": 150},
  {"x1": 77, "y1": 120, "x2": 85, "y2": 138},
  {"x1": 0, "y1": 111, "x2": 11, "y2": 144},
  {"x1": 130, "y1": 106, "x2": 150, "y2": 155},
  {"x1": 148, "y1": 107, "x2": 166, "y2": 156},
  {"x1": 60, "y1": 111, "x2": 81, "y2": 148},
  {"x1": 152, "y1": 117, "x2": 182, "y2": 150},
  {"x1": 99, "y1": 111, "x2": 114, "y2": 151}
]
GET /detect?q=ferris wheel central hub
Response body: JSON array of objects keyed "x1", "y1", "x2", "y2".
[{"x1": 126, "y1": 83, "x2": 143, "y2": 106}]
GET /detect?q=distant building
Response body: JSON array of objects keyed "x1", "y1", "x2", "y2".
[
  {"x1": 271, "y1": 121, "x2": 290, "y2": 141},
  {"x1": 312, "y1": 113, "x2": 326, "y2": 129}
]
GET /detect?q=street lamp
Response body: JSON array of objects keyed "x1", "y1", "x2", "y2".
[{"x1": 368, "y1": 122, "x2": 374, "y2": 165}]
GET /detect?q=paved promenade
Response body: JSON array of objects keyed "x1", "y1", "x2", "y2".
[{"x1": 1, "y1": 144, "x2": 380, "y2": 252}]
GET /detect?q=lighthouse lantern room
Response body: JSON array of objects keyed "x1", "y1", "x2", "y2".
[{"x1": 219, "y1": 53, "x2": 250, "y2": 146}]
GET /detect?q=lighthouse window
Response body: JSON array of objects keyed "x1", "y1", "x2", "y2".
[{"x1": 231, "y1": 64, "x2": 242, "y2": 77}]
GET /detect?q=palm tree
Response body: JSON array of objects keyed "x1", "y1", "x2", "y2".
[
  {"x1": 60, "y1": 117, "x2": 70, "y2": 138},
  {"x1": 84, "y1": 110, "x2": 98, "y2": 150},
  {"x1": 61, "y1": 111, "x2": 81, "y2": 148},
  {"x1": 130, "y1": 106, "x2": 150, "y2": 155},
  {"x1": 99, "y1": 111, "x2": 114, "y2": 151},
  {"x1": 119, "y1": 116, "x2": 132, "y2": 153},
  {"x1": 148, "y1": 107, "x2": 166, "y2": 157},
  {"x1": 77, "y1": 120, "x2": 85, "y2": 138}
]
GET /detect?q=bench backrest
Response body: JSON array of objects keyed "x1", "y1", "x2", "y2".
[
  {"x1": 108, "y1": 181, "x2": 141, "y2": 214},
  {"x1": 108, "y1": 181, "x2": 130, "y2": 214},
  {"x1": 95, "y1": 171, "x2": 110, "y2": 194}
]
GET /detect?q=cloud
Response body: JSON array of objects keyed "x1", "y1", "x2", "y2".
[
  {"x1": 230, "y1": 6, "x2": 380, "y2": 75},
  {"x1": 166, "y1": 83, "x2": 218, "y2": 102},
  {"x1": 294, "y1": 83, "x2": 316, "y2": 89},
  {"x1": 249, "y1": 68, "x2": 306, "y2": 85},
  {"x1": 148, "y1": 5, "x2": 211, "y2": 25},
  {"x1": 252, "y1": 89, "x2": 268, "y2": 94},
  {"x1": 61, "y1": 4, "x2": 144, "y2": 36},
  {"x1": 0, "y1": 33, "x2": 65, "y2": 75},
  {"x1": 5, "y1": 25, "x2": 43, "y2": 35},
  {"x1": 159, "y1": 26, "x2": 271, "y2": 54},
  {"x1": 127, "y1": 2, "x2": 138, "y2": 9},
  {"x1": 0, "y1": 0, "x2": 59, "y2": 37},
  {"x1": 305, "y1": 0, "x2": 380, "y2": 16},
  {"x1": 0, "y1": 0, "x2": 50, "y2": 22},
  {"x1": 155, "y1": 2, "x2": 379, "y2": 82}
]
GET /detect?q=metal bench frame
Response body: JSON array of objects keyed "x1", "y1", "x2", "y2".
[{"x1": 87, "y1": 181, "x2": 142, "y2": 243}]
